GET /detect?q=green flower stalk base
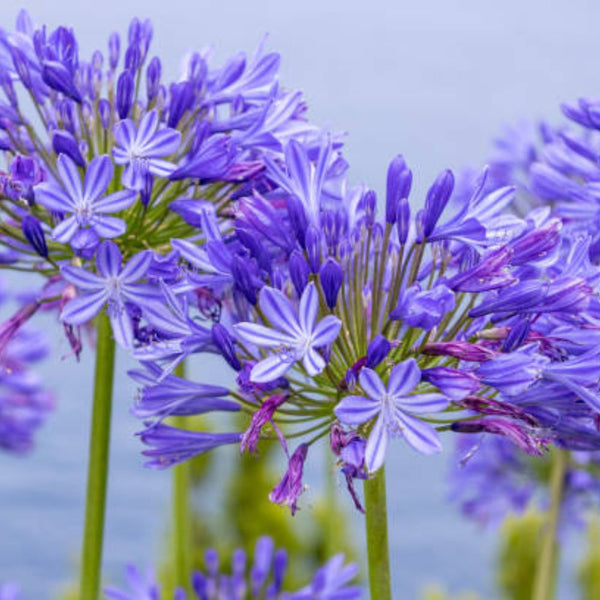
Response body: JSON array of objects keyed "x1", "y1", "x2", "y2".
[
  {"x1": 532, "y1": 449, "x2": 568, "y2": 600},
  {"x1": 79, "y1": 312, "x2": 116, "y2": 600},
  {"x1": 171, "y1": 362, "x2": 192, "y2": 592},
  {"x1": 364, "y1": 467, "x2": 392, "y2": 600}
]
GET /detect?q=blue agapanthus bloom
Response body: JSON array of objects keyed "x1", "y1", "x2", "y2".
[{"x1": 103, "y1": 537, "x2": 362, "y2": 599}]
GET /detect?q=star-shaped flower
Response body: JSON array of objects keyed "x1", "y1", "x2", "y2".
[
  {"x1": 335, "y1": 359, "x2": 448, "y2": 472},
  {"x1": 234, "y1": 282, "x2": 341, "y2": 383}
]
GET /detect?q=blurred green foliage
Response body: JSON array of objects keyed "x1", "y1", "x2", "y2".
[{"x1": 577, "y1": 517, "x2": 600, "y2": 600}]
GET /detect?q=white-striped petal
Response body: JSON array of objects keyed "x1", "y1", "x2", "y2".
[
  {"x1": 250, "y1": 354, "x2": 293, "y2": 383},
  {"x1": 365, "y1": 415, "x2": 389, "y2": 473},
  {"x1": 334, "y1": 395, "x2": 379, "y2": 425}
]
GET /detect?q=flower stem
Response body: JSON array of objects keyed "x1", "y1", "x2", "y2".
[
  {"x1": 172, "y1": 361, "x2": 192, "y2": 592},
  {"x1": 364, "y1": 467, "x2": 392, "y2": 600},
  {"x1": 532, "y1": 449, "x2": 568, "y2": 600},
  {"x1": 79, "y1": 312, "x2": 116, "y2": 600}
]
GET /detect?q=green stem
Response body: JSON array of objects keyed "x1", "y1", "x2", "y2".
[
  {"x1": 79, "y1": 312, "x2": 116, "y2": 600},
  {"x1": 172, "y1": 361, "x2": 193, "y2": 592},
  {"x1": 364, "y1": 468, "x2": 392, "y2": 600},
  {"x1": 532, "y1": 449, "x2": 568, "y2": 600}
]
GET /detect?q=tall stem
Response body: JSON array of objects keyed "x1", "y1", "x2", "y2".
[
  {"x1": 79, "y1": 312, "x2": 116, "y2": 600},
  {"x1": 532, "y1": 449, "x2": 568, "y2": 600},
  {"x1": 364, "y1": 467, "x2": 392, "y2": 600},
  {"x1": 172, "y1": 361, "x2": 192, "y2": 591}
]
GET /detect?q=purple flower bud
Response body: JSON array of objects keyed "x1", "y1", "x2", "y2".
[
  {"x1": 1, "y1": 73, "x2": 18, "y2": 108},
  {"x1": 271, "y1": 549, "x2": 288, "y2": 594},
  {"x1": 319, "y1": 258, "x2": 343, "y2": 309},
  {"x1": 241, "y1": 393, "x2": 288, "y2": 454},
  {"x1": 423, "y1": 341, "x2": 497, "y2": 362},
  {"x1": 305, "y1": 226, "x2": 321, "y2": 273},
  {"x1": 366, "y1": 334, "x2": 391, "y2": 368},
  {"x1": 146, "y1": 57, "x2": 161, "y2": 102},
  {"x1": 57, "y1": 99, "x2": 76, "y2": 133},
  {"x1": 212, "y1": 323, "x2": 241, "y2": 371},
  {"x1": 502, "y1": 319, "x2": 531, "y2": 352},
  {"x1": 10, "y1": 47, "x2": 32, "y2": 89},
  {"x1": 108, "y1": 32, "x2": 120, "y2": 70},
  {"x1": 251, "y1": 537, "x2": 274, "y2": 596},
  {"x1": 140, "y1": 19, "x2": 153, "y2": 61},
  {"x1": 98, "y1": 99, "x2": 111, "y2": 129},
  {"x1": 396, "y1": 197, "x2": 410, "y2": 244},
  {"x1": 386, "y1": 155, "x2": 412, "y2": 224},
  {"x1": 116, "y1": 69, "x2": 134, "y2": 119},
  {"x1": 457, "y1": 396, "x2": 538, "y2": 427},
  {"x1": 168, "y1": 81, "x2": 194, "y2": 128},
  {"x1": 231, "y1": 256, "x2": 258, "y2": 305},
  {"x1": 269, "y1": 443, "x2": 308, "y2": 515},
  {"x1": 287, "y1": 195, "x2": 308, "y2": 247},
  {"x1": 421, "y1": 367, "x2": 480, "y2": 400},
  {"x1": 0, "y1": 301, "x2": 40, "y2": 355},
  {"x1": 52, "y1": 130, "x2": 85, "y2": 167},
  {"x1": 22, "y1": 215, "x2": 48, "y2": 258},
  {"x1": 451, "y1": 418, "x2": 547, "y2": 456},
  {"x1": 41, "y1": 61, "x2": 82, "y2": 103},
  {"x1": 422, "y1": 169, "x2": 454, "y2": 237},
  {"x1": 289, "y1": 250, "x2": 310, "y2": 297},
  {"x1": 125, "y1": 44, "x2": 141, "y2": 72}
]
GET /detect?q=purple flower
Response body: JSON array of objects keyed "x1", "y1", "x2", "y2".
[
  {"x1": 269, "y1": 443, "x2": 308, "y2": 515},
  {"x1": 60, "y1": 241, "x2": 154, "y2": 348},
  {"x1": 335, "y1": 360, "x2": 448, "y2": 471},
  {"x1": 113, "y1": 110, "x2": 181, "y2": 190},
  {"x1": 140, "y1": 423, "x2": 242, "y2": 468},
  {"x1": 34, "y1": 154, "x2": 137, "y2": 244},
  {"x1": 233, "y1": 282, "x2": 341, "y2": 383},
  {"x1": 240, "y1": 393, "x2": 288, "y2": 454},
  {"x1": 104, "y1": 564, "x2": 161, "y2": 600}
]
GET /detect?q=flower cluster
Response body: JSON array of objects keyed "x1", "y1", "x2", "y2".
[
  {"x1": 133, "y1": 141, "x2": 600, "y2": 513},
  {"x1": 104, "y1": 537, "x2": 361, "y2": 600},
  {"x1": 0, "y1": 280, "x2": 54, "y2": 453},
  {"x1": 450, "y1": 435, "x2": 600, "y2": 530}
]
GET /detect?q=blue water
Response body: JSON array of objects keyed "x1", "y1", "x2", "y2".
[{"x1": 0, "y1": 0, "x2": 596, "y2": 596}]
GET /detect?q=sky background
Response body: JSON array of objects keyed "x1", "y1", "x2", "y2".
[{"x1": 0, "y1": 1, "x2": 597, "y2": 598}]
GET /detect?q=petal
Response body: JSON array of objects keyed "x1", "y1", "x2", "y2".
[
  {"x1": 334, "y1": 395, "x2": 380, "y2": 425},
  {"x1": 122, "y1": 163, "x2": 145, "y2": 191},
  {"x1": 109, "y1": 308, "x2": 134, "y2": 349},
  {"x1": 57, "y1": 154, "x2": 83, "y2": 202},
  {"x1": 397, "y1": 393, "x2": 449, "y2": 414},
  {"x1": 148, "y1": 158, "x2": 176, "y2": 177},
  {"x1": 387, "y1": 358, "x2": 421, "y2": 398},
  {"x1": 35, "y1": 183, "x2": 75, "y2": 212},
  {"x1": 396, "y1": 412, "x2": 442, "y2": 455},
  {"x1": 94, "y1": 189, "x2": 137, "y2": 213},
  {"x1": 259, "y1": 286, "x2": 301, "y2": 336},
  {"x1": 358, "y1": 368, "x2": 386, "y2": 401},
  {"x1": 52, "y1": 216, "x2": 79, "y2": 243},
  {"x1": 233, "y1": 322, "x2": 295, "y2": 348},
  {"x1": 91, "y1": 215, "x2": 127, "y2": 238},
  {"x1": 136, "y1": 110, "x2": 159, "y2": 146},
  {"x1": 365, "y1": 415, "x2": 389, "y2": 473},
  {"x1": 112, "y1": 147, "x2": 129, "y2": 166},
  {"x1": 84, "y1": 155, "x2": 113, "y2": 203},
  {"x1": 114, "y1": 119, "x2": 136, "y2": 150},
  {"x1": 61, "y1": 265, "x2": 104, "y2": 290},
  {"x1": 311, "y1": 315, "x2": 341, "y2": 347},
  {"x1": 142, "y1": 301, "x2": 190, "y2": 337},
  {"x1": 285, "y1": 139, "x2": 311, "y2": 202},
  {"x1": 302, "y1": 346, "x2": 325, "y2": 376},
  {"x1": 96, "y1": 241, "x2": 122, "y2": 277},
  {"x1": 298, "y1": 281, "x2": 318, "y2": 332},
  {"x1": 61, "y1": 288, "x2": 109, "y2": 325},
  {"x1": 141, "y1": 128, "x2": 181, "y2": 157},
  {"x1": 250, "y1": 354, "x2": 293, "y2": 383},
  {"x1": 120, "y1": 250, "x2": 153, "y2": 282}
]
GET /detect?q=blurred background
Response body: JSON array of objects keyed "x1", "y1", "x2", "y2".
[{"x1": 0, "y1": 0, "x2": 597, "y2": 597}]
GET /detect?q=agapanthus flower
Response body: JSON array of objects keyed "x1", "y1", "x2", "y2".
[{"x1": 104, "y1": 537, "x2": 362, "y2": 599}]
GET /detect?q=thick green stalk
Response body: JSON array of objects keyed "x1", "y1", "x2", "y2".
[
  {"x1": 532, "y1": 449, "x2": 568, "y2": 600},
  {"x1": 172, "y1": 361, "x2": 193, "y2": 592},
  {"x1": 364, "y1": 468, "x2": 392, "y2": 600},
  {"x1": 79, "y1": 312, "x2": 116, "y2": 600}
]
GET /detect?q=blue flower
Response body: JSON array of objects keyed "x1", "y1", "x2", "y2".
[
  {"x1": 34, "y1": 154, "x2": 137, "y2": 244},
  {"x1": 113, "y1": 110, "x2": 181, "y2": 190},
  {"x1": 60, "y1": 241, "x2": 154, "y2": 348},
  {"x1": 234, "y1": 282, "x2": 341, "y2": 383},
  {"x1": 335, "y1": 360, "x2": 448, "y2": 472}
]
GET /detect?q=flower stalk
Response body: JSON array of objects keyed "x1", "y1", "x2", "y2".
[
  {"x1": 364, "y1": 467, "x2": 392, "y2": 600},
  {"x1": 171, "y1": 362, "x2": 193, "y2": 592},
  {"x1": 79, "y1": 312, "x2": 116, "y2": 599},
  {"x1": 532, "y1": 449, "x2": 568, "y2": 600}
]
